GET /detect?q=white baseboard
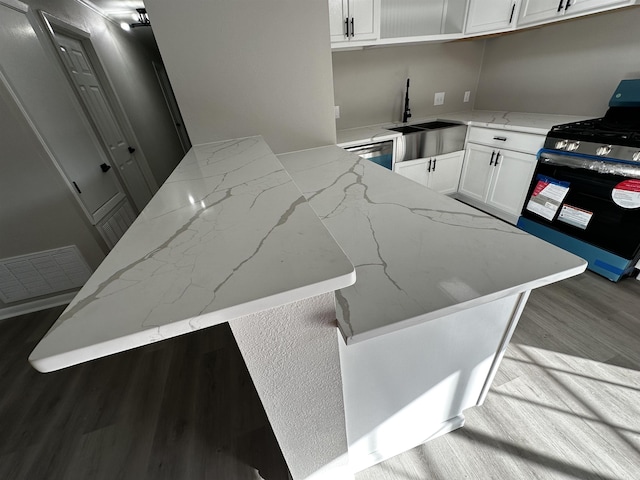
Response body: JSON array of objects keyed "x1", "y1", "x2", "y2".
[{"x1": 0, "y1": 290, "x2": 77, "y2": 321}]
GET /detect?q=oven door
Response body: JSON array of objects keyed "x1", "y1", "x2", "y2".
[{"x1": 519, "y1": 150, "x2": 640, "y2": 260}]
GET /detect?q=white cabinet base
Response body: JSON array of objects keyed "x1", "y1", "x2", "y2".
[{"x1": 339, "y1": 291, "x2": 530, "y2": 473}]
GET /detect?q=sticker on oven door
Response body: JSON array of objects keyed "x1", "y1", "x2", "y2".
[
  {"x1": 526, "y1": 175, "x2": 570, "y2": 221},
  {"x1": 557, "y1": 204, "x2": 593, "y2": 230},
  {"x1": 612, "y1": 179, "x2": 640, "y2": 209}
]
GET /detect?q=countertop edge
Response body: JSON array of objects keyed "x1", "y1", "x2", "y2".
[
  {"x1": 29, "y1": 269, "x2": 356, "y2": 372},
  {"x1": 339, "y1": 262, "x2": 587, "y2": 346}
]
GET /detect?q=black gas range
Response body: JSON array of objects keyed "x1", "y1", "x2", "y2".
[{"x1": 518, "y1": 79, "x2": 640, "y2": 282}]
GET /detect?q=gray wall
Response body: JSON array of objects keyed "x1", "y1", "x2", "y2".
[
  {"x1": 475, "y1": 7, "x2": 640, "y2": 117},
  {"x1": 144, "y1": 0, "x2": 337, "y2": 154},
  {"x1": 332, "y1": 41, "x2": 486, "y2": 129},
  {"x1": 23, "y1": 0, "x2": 185, "y2": 187},
  {"x1": 0, "y1": 0, "x2": 184, "y2": 310},
  {"x1": 0, "y1": 80, "x2": 106, "y2": 309}
]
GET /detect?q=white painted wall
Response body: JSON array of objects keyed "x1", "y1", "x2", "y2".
[
  {"x1": 230, "y1": 293, "x2": 351, "y2": 480},
  {"x1": 144, "y1": 0, "x2": 338, "y2": 154},
  {"x1": 332, "y1": 41, "x2": 486, "y2": 129},
  {"x1": 475, "y1": 7, "x2": 640, "y2": 116}
]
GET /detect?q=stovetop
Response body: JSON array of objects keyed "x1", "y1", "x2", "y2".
[{"x1": 544, "y1": 106, "x2": 640, "y2": 162}]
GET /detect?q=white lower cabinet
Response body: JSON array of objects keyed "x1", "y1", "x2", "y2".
[
  {"x1": 459, "y1": 143, "x2": 537, "y2": 223},
  {"x1": 394, "y1": 151, "x2": 463, "y2": 195}
]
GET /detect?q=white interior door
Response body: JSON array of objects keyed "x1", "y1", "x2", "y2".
[
  {"x1": 52, "y1": 31, "x2": 153, "y2": 212},
  {"x1": 0, "y1": 1, "x2": 124, "y2": 223}
]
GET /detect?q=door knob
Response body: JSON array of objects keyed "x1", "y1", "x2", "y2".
[
  {"x1": 100, "y1": 163, "x2": 111, "y2": 172},
  {"x1": 128, "y1": 146, "x2": 136, "y2": 154}
]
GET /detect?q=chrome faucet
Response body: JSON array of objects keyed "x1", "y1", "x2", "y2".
[{"x1": 402, "y1": 78, "x2": 411, "y2": 123}]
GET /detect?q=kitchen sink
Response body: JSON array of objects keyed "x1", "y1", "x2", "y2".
[
  {"x1": 410, "y1": 120, "x2": 461, "y2": 130},
  {"x1": 387, "y1": 125, "x2": 429, "y2": 134},
  {"x1": 387, "y1": 120, "x2": 467, "y2": 162}
]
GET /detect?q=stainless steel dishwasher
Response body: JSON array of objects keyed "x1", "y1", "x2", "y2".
[
  {"x1": 388, "y1": 121, "x2": 467, "y2": 163},
  {"x1": 344, "y1": 140, "x2": 394, "y2": 170}
]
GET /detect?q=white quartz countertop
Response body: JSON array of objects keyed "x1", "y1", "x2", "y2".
[
  {"x1": 279, "y1": 146, "x2": 587, "y2": 344},
  {"x1": 336, "y1": 110, "x2": 592, "y2": 147},
  {"x1": 29, "y1": 137, "x2": 356, "y2": 372}
]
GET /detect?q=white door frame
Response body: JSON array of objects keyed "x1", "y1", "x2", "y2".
[{"x1": 37, "y1": 11, "x2": 159, "y2": 209}]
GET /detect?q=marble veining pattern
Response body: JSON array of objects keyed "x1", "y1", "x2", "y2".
[
  {"x1": 30, "y1": 137, "x2": 355, "y2": 372},
  {"x1": 279, "y1": 146, "x2": 586, "y2": 343}
]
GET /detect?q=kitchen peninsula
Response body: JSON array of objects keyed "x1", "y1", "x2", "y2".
[{"x1": 30, "y1": 135, "x2": 586, "y2": 479}]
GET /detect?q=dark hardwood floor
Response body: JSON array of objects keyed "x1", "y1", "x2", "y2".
[
  {"x1": 0, "y1": 306, "x2": 289, "y2": 480},
  {"x1": 1, "y1": 271, "x2": 639, "y2": 479}
]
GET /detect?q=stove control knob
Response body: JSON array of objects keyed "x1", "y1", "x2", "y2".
[
  {"x1": 596, "y1": 145, "x2": 612, "y2": 156},
  {"x1": 554, "y1": 140, "x2": 568, "y2": 149},
  {"x1": 633, "y1": 152, "x2": 640, "y2": 162},
  {"x1": 566, "y1": 141, "x2": 580, "y2": 152}
]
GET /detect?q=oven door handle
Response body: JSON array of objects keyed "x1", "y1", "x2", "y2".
[{"x1": 540, "y1": 153, "x2": 640, "y2": 178}]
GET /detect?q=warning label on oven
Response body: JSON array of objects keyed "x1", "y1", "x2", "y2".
[
  {"x1": 612, "y1": 179, "x2": 640, "y2": 209},
  {"x1": 526, "y1": 175, "x2": 570, "y2": 221},
  {"x1": 557, "y1": 204, "x2": 593, "y2": 230}
]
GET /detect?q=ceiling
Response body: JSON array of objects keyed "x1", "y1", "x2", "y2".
[{"x1": 82, "y1": 0, "x2": 159, "y2": 53}]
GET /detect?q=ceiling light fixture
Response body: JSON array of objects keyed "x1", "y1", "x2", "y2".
[{"x1": 120, "y1": 8, "x2": 150, "y2": 31}]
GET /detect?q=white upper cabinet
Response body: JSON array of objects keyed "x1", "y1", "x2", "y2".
[
  {"x1": 518, "y1": 0, "x2": 632, "y2": 27},
  {"x1": 329, "y1": 0, "x2": 637, "y2": 48},
  {"x1": 518, "y1": 0, "x2": 568, "y2": 25},
  {"x1": 329, "y1": 0, "x2": 379, "y2": 43},
  {"x1": 465, "y1": 0, "x2": 519, "y2": 34},
  {"x1": 380, "y1": 0, "x2": 467, "y2": 39}
]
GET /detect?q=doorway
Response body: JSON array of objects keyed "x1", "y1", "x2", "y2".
[{"x1": 41, "y1": 15, "x2": 157, "y2": 214}]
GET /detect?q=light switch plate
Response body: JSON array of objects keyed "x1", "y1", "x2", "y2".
[
  {"x1": 464, "y1": 91, "x2": 471, "y2": 103},
  {"x1": 334, "y1": 106, "x2": 340, "y2": 119},
  {"x1": 434, "y1": 92, "x2": 445, "y2": 106}
]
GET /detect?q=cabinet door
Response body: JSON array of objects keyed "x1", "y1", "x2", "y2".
[
  {"x1": 459, "y1": 144, "x2": 495, "y2": 202},
  {"x1": 466, "y1": 0, "x2": 518, "y2": 34},
  {"x1": 329, "y1": 0, "x2": 349, "y2": 42},
  {"x1": 350, "y1": 0, "x2": 378, "y2": 40},
  {"x1": 486, "y1": 150, "x2": 537, "y2": 218},
  {"x1": 518, "y1": 0, "x2": 564, "y2": 26},
  {"x1": 331, "y1": 0, "x2": 378, "y2": 42},
  {"x1": 380, "y1": 0, "x2": 446, "y2": 38},
  {"x1": 394, "y1": 158, "x2": 429, "y2": 187},
  {"x1": 565, "y1": 0, "x2": 629, "y2": 16},
  {"x1": 427, "y1": 151, "x2": 464, "y2": 195}
]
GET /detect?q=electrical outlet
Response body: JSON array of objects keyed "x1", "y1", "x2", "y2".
[
  {"x1": 434, "y1": 92, "x2": 445, "y2": 106},
  {"x1": 464, "y1": 91, "x2": 471, "y2": 103},
  {"x1": 334, "y1": 106, "x2": 340, "y2": 119}
]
